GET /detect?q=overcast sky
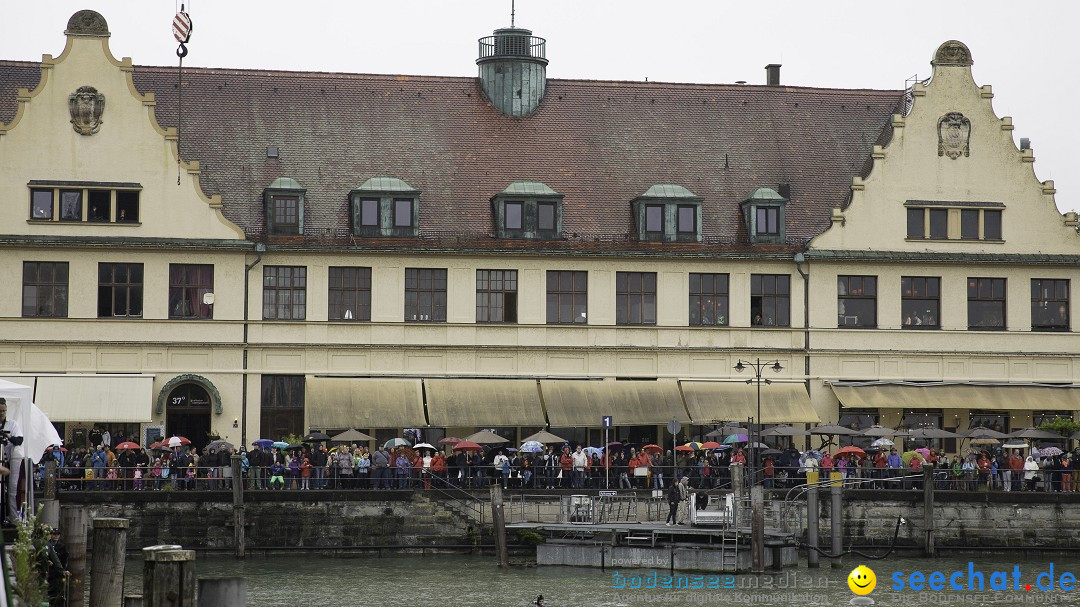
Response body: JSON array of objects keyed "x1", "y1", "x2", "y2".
[{"x1": 5, "y1": 1, "x2": 1078, "y2": 212}]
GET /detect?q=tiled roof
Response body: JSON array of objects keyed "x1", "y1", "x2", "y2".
[{"x1": 0, "y1": 60, "x2": 904, "y2": 254}]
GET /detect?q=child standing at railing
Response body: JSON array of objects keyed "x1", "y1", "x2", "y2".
[
  {"x1": 134, "y1": 463, "x2": 144, "y2": 491},
  {"x1": 301, "y1": 457, "x2": 312, "y2": 490},
  {"x1": 151, "y1": 458, "x2": 162, "y2": 490},
  {"x1": 106, "y1": 462, "x2": 118, "y2": 489},
  {"x1": 186, "y1": 462, "x2": 196, "y2": 490}
]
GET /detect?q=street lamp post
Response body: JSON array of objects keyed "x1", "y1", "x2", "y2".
[{"x1": 734, "y1": 358, "x2": 783, "y2": 485}]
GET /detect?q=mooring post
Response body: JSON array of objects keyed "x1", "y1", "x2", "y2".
[
  {"x1": 198, "y1": 577, "x2": 247, "y2": 607},
  {"x1": 142, "y1": 546, "x2": 195, "y2": 607},
  {"x1": 490, "y1": 483, "x2": 509, "y2": 568},
  {"x1": 750, "y1": 485, "x2": 764, "y2": 573},
  {"x1": 830, "y1": 481, "x2": 842, "y2": 568},
  {"x1": 61, "y1": 505, "x2": 89, "y2": 607},
  {"x1": 923, "y1": 463, "x2": 935, "y2": 557},
  {"x1": 89, "y1": 518, "x2": 129, "y2": 607},
  {"x1": 806, "y1": 483, "x2": 820, "y2": 568},
  {"x1": 231, "y1": 454, "x2": 245, "y2": 559},
  {"x1": 41, "y1": 460, "x2": 59, "y2": 528}
]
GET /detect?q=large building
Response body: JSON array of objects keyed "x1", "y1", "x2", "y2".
[{"x1": 0, "y1": 11, "x2": 1076, "y2": 453}]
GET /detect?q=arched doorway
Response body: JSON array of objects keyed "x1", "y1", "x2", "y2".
[{"x1": 166, "y1": 383, "x2": 212, "y2": 450}]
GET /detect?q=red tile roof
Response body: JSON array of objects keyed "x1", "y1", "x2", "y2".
[{"x1": 0, "y1": 60, "x2": 904, "y2": 255}]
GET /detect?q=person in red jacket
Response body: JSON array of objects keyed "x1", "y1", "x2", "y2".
[
  {"x1": 559, "y1": 447, "x2": 574, "y2": 489},
  {"x1": 1007, "y1": 450, "x2": 1024, "y2": 492}
]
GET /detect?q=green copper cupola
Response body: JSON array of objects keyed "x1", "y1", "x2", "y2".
[{"x1": 477, "y1": 26, "x2": 548, "y2": 117}]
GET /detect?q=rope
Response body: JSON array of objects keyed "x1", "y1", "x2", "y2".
[{"x1": 794, "y1": 515, "x2": 904, "y2": 561}]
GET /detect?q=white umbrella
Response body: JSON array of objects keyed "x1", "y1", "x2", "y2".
[
  {"x1": 1001, "y1": 441, "x2": 1029, "y2": 450},
  {"x1": 412, "y1": 443, "x2": 437, "y2": 451},
  {"x1": 870, "y1": 438, "x2": 894, "y2": 448}
]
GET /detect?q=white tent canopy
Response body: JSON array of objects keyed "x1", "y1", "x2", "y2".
[{"x1": 0, "y1": 379, "x2": 63, "y2": 463}]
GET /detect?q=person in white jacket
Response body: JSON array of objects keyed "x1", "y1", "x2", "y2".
[{"x1": 1023, "y1": 456, "x2": 1040, "y2": 491}]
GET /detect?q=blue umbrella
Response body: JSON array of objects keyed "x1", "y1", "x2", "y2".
[
  {"x1": 724, "y1": 433, "x2": 749, "y2": 444},
  {"x1": 384, "y1": 437, "x2": 411, "y2": 449},
  {"x1": 271, "y1": 441, "x2": 289, "y2": 449},
  {"x1": 583, "y1": 446, "x2": 603, "y2": 458},
  {"x1": 520, "y1": 440, "x2": 544, "y2": 453},
  {"x1": 252, "y1": 438, "x2": 274, "y2": 448}
]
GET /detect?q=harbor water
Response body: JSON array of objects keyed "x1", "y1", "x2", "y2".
[{"x1": 121, "y1": 553, "x2": 1080, "y2": 606}]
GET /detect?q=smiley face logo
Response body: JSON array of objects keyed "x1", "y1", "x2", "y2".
[{"x1": 848, "y1": 565, "x2": 876, "y2": 595}]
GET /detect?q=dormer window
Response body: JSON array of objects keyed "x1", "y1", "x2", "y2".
[
  {"x1": 350, "y1": 177, "x2": 421, "y2": 237},
  {"x1": 491, "y1": 181, "x2": 563, "y2": 239},
  {"x1": 264, "y1": 177, "x2": 305, "y2": 236},
  {"x1": 631, "y1": 184, "x2": 702, "y2": 243},
  {"x1": 741, "y1": 187, "x2": 788, "y2": 244}
]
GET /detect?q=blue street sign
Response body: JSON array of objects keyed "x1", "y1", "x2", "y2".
[{"x1": 602, "y1": 416, "x2": 613, "y2": 429}]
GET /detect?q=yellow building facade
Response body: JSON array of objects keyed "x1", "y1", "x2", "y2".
[{"x1": 0, "y1": 12, "x2": 1075, "y2": 453}]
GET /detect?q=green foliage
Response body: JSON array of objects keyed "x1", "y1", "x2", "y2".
[
  {"x1": 1037, "y1": 417, "x2": 1080, "y2": 437},
  {"x1": 516, "y1": 529, "x2": 546, "y2": 545},
  {"x1": 280, "y1": 433, "x2": 305, "y2": 445},
  {"x1": 11, "y1": 510, "x2": 48, "y2": 606}
]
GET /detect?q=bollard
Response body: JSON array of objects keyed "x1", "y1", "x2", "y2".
[
  {"x1": 490, "y1": 484, "x2": 509, "y2": 568},
  {"x1": 61, "y1": 506, "x2": 89, "y2": 607},
  {"x1": 142, "y1": 546, "x2": 196, "y2": 607},
  {"x1": 806, "y1": 484, "x2": 819, "y2": 568},
  {"x1": 750, "y1": 485, "x2": 764, "y2": 573},
  {"x1": 198, "y1": 578, "x2": 247, "y2": 607},
  {"x1": 830, "y1": 482, "x2": 842, "y2": 568},
  {"x1": 231, "y1": 454, "x2": 245, "y2": 559},
  {"x1": 123, "y1": 597, "x2": 143, "y2": 607},
  {"x1": 89, "y1": 518, "x2": 128, "y2": 607},
  {"x1": 923, "y1": 464, "x2": 935, "y2": 557}
]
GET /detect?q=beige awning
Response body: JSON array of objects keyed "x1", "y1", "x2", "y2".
[
  {"x1": 832, "y1": 382, "x2": 1080, "y2": 411},
  {"x1": 33, "y1": 375, "x2": 154, "y2": 422},
  {"x1": 540, "y1": 379, "x2": 690, "y2": 427},
  {"x1": 425, "y1": 379, "x2": 545, "y2": 427},
  {"x1": 307, "y1": 378, "x2": 425, "y2": 428},
  {"x1": 680, "y1": 381, "x2": 819, "y2": 424}
]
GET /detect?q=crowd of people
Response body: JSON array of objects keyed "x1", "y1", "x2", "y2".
[{"x1": 34, "y1": 439, "x2": 1080, "y2": 494}]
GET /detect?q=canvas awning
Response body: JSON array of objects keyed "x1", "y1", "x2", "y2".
[
  {"x1": 680, "y1": 381, "x2": 819, "y2": 424},
  {"x1": 28, "y1": 375, "x2": 154, "y2": 422},
  {"x1": 540, "y1": 379, "x2": 690, "y2": 427},
  {"x1": 425, "y1": 379, "x2": 545, "y2": 427},
  {"x1": 831, "y1": 382, "x2": 1080, "y2": 411},
  {"x1": 307, "y1": 378, "x2": 425, "y2": 428}
]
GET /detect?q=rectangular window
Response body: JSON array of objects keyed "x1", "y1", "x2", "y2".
[
  {"x1": 261, "y1": 375, "x2": 305, "y2": 441},
  {"x1": 750, "y1": 274, "x2": 790, "y2": 327},
  {"x1": 168, "y1": 264, "x2": 214, "y2": 319},
  {"x1": 968, "y1": 277, "x2": 1006, "y2": 330},
  {"x1": 960, "y1": 209, "x2": 980, "y2": 240},
  {"x1": 1031, "y1": 278, "x2": 1069, "y2": 331},
  {"x1": 677, "y1": 206, "x2": 696, "y2": 234},
  {"x1": 538, "y1": 202, "x2": 555, "y2": 232},
  {"x1": 837, "y1": 276, "x2": 877, "y2": 328},
  {"x1": 30, "y1": 189, "x2": 53, "y2": 220},
  {"x1": 616, "y1": 272, "x2": 657, "y2": 325},
  {"x1": 405, "y1": 268, "x2": 447, "y2": 322},
  {"x1": 394, "y1": 199, "x2": 413, "y2": 228},
  {"x1": 906, "y1": 208, "x2": 925, "y2": 238},
  {"x1": 60, "y1": 190, "x2": 82, "y2": 222},
  {"x1": 22, "y1": 261, "x2": 68, "y2": 318},
  {"x1": 756, "y1": 206, "x2": 779, "y2": 235},
  {"x1": 97, "y1": 262, "x2": 143, "y2": 318},
  {"x1": 263, "y1": 266, "x2": 307, "y2": 320},
  {"x1": 270, "y1": 196, "x2": 299, "y2": 235},
  {"x1": 87, "y1": 190, "x2": 110, "y2": 222},
  {"x1": 928, "y1": 209, "x2": 948, "y2": 239},
  {"x1": 689, "y1": 273, "x2": 728, "y2": 326},
  {"x1": 359, "y1": 199, "x2": 379, "y2": 227},
  {"x1": 901, "y1": 276, "x2": 940, "y2": 329},
  {"x1": 505, "y1": 202, "x2": 523, "y2": 231},
  {"x1": 476, "y1": 269, "x2": 518, "y2": 323},
  {"x1": 116, "y1": 190, "x2": 139, "y2": 222},
  {"x1": 328, "y1": 266, "x2": 372, "y2": 321},
  {"x1": 644, "y1": 205, "x2": 663, "y2": 233},
  {"x1": 546, "y1": 270, "x2": 587, "y2": 324},
  {"x1": 984, "y1": 210, "x2": 1002, "y2": 240}
]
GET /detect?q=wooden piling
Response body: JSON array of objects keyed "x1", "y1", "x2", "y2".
[
  {"x1": 231, "y1": 454, "x2": 245, "y2": 559},
  {"x1": 806, "y1": 483, "x2": 819, "y2": 568},
  {"x1": 142, "y1": 546, "x2": 195, "y2": 607},
  {"x1": 830, "y1": 482, "x2": 843, "y2": 568},
  {"x1": 61, "y1": 505, "x2": 89, "y2": 607},
  {"x1": 122, "y1": 597, "x2": 143, "y2": 607},
  {"x1": 923, "y1": 464, "x2": 935, "y2": 557},
  {"x1": 198, "y1": 577, "x2": 247, "y2": 607},
  {"x1": 750, "y1": 485, "x2": 764, "y2": 573},
  {"x1": 490, "y1": 484, "x2": 509, "y2": 568},
  {"x1": 89, "y1": 518, "x2": 129, "y2": 607}
]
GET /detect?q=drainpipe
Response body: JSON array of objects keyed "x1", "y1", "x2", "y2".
[
  {"x1": 794, "y1": 253, "x2": 810, "y2": 393},
  {"x1": 241, "y1": 243, "x2": 266, "y2": 447}
]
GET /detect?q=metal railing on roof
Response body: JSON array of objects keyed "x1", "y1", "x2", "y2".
[{"x1": 478, "y1": 35, "x2": 546, "y2": 60}]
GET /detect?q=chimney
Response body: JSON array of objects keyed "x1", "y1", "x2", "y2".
[
  {"x1": 766, "y1": 64, "x2": 781, "y2": 86},
  {"x1": 778, "y1": 183, "x2": 791, "y2": 199},
  {"x1": 1020, "y1": 137, "x2": 1031, "y2": 151}
]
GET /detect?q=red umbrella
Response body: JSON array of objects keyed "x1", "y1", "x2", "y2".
[
  {"x1": 835, "y1": 446, "x2": 867, "y2": 458},
  {"x1": 641, "y1": 444, "x2": 662, "y2": 454},
  {"x1": 439, "y1": 437, "x2": 463, "y2": 446},
  {"x1": 675, "y1": 445, "x2": 695, "y2": 453},
  {"x1": 452, "y1": 441, "x2": 483, "y2": 451},
  {"x1": 148, "y1": 441, "x2": 164, "y2": 449},
  {"x1": 701, "y1": 441, "x2": 722, "y2": 450},
  {"x1": 115, "y1": 441, "x2": 140, "y2": 450}
]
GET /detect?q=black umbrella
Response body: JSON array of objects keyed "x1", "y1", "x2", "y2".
[
  {"x1": 303, "y1": 432, "x2": 331, "y2": 442},
  {"x1": 286, "y1": 443, "x2": 305, "y2": 450}
]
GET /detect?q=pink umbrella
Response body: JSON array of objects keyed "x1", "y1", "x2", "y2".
[{"x1": 914, "y1": 447, "x2": 931, "y2": 457}]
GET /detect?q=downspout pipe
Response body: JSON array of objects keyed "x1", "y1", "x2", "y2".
[
  {"x1": 794, "y1": 252, "x2": 811, "y2": 395},
  {"x1": 241, "y1": 243, "x2": 267, "y2": 447}
]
